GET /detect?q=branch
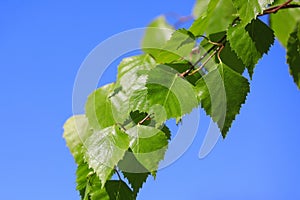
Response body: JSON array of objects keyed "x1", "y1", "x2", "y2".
[
  {"x1": 189, "y1": 46, "x2": 221, "y2": 76},
  {"x1": 259, "y1": 0, "x2": 300, "y2": 16},
  {"x1": 138, "y1": 114, "x2": 151, "y2": 125},
  {"x1": 180, "y1": 35, "x2": 226, "y2": 77}
]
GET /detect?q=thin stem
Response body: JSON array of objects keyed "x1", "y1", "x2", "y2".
[
  {"x1": 180, "y1": 35, "x2": 226, "y2": 77},
  {"x1": 180, "y1": 43, "x2": 217, "y2": 77},
  {"x1": 138, "y1": 114, "x2": 151, "y2": 125},
  {"x1": 117, "y1": 123, "x2": 127, "y2": 132},
  {"x1": 259, "y1": 0, "x2": 299, "y2": 16},
  {"x1": 192, "y1": 36, "x2": 226, "y2": 67},
  {"x1": 217, "y1": 44, "x2": 225, "y2": 64},
  {"x1": 189, "y1": 46, "x2": 221, "y2": 76}
]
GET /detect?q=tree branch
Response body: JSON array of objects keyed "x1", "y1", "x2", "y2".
[
  {"x1": 259, "y1": 0, "x2": 300, "y2": 16},
  {"x1": 138, "y1": 114, "x2": 151, "y2": 125}
]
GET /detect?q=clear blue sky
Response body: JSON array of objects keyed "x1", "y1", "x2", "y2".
[{"x1": 1, "y1": 1, "x2": 300, "y2": 199}]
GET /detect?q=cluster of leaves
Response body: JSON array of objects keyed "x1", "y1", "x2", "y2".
[{"x1": 63, "y1": 0, "x2": 300, "y2": 199}]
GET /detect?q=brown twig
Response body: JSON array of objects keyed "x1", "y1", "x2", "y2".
[
  {"x1": 189, "y1": 46, "x2": 221, "y2": 76},
  {"x1": 138, "y1": 114, "x2": 151, "y2": 125},
  {"x1": 259, "y1": 0, "x2": 299, "y2": 16}
]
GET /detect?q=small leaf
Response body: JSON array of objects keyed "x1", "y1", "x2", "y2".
[
  {"x1": 127, "y1": 125, "x2": 168, "y2": 173},
  {"x1": 76, "y1": 158, "x2": 93, "y2": 197},
  {"x1": 63, "y1": 115, "x2": 92, "y2": 162},
  {"x1": 84, "y1": 125, "x2": 130, "y2": 185},
  {"x1": 112, "y1": 55, "x2": 157, "y2": 123},
  {"x1": 154, "y1": 29, "x2": 196, "y2": 63},
  {"x1": 146, "y1": 65, "x2": 198, "y2": 125},
  {"x1": 119, "y1": 152, "x2": 150, "y2": 197},
  {"x1": 194, "y1": 63, "x2": 250, "y2": 137},
  {"x1": 76, "y1": 156, "x2": 110, "y2": 200},
  {"x1": 189, "y1": 0, "x2": 219, "y2": 36},
  {"x1": 117, "y1": 55, "x2": 156, "y2": 82},
  {"x1": 89, "y1": 175, "x2": 110, "y2": 200},
  {"x1": 142, "y1": 15, "x2": 174, "y2": 58},
  {"x1": 270, "y1": 0, "x2": 300, "y2": 47},
  {"x1": 190, "y1": 0, "x2": 237, "y2": 36},
  {"x1": 287, "y1": 23, "x2": 300, "y2": 89},
  {"x1": 232, "y1": 0, "x2": 274, "y2": 24},
  {"x1": 245, "y1": 18, "x2": 275, "y2": 56},
  {"x1": 85, "y1": 83, "x2": 116, "y2": 130},
  {"x1": 227, "y1": 19, "x2": 274, "y2": 77},
  {"x1": 208, "y1": 31, "x2": 246, "y2": 74},
  {"x1": 105, "y1": 180, "x2": 134, "y2": 200}
]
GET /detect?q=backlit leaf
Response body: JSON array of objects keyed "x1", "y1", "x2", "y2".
[
  {"x1": 270, "y1": 0, "x2": 300, "y2": 47},
  {"x1": 142, "y1": 15, "x2": 174, "y2": 58},
  {"x1": 127, "y1": 125, "x2": 168, "y2": 173},
  {"x1": 63, "y1": 115, "x2": 92, "y2": 162},
  {"x1": 190, "y1": 0, "x2": 237, "y2": 36},
  {"x1": 85, "y1": 83, "x2": 116, "y2": 130},
  {"x1": 84, "y1": 125, "x2": 130, "y2": 185},
  {"x1": 146, "y1": 65, "x2": 198, "y2": 125},
  {"x1": 232, "y1": 0, "x2": 274, "y2": 24}
]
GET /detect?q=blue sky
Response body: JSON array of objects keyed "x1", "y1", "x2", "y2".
[{"x1": 1, "y1": 1, "x2": 300, "y2": 199}]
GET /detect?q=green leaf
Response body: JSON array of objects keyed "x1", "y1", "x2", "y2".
[
  {"x1": 145, "y1": 65, "x2": 198, "y2": 125},
  {"x1": 119, "y1": 152, "x2": 150, "y2": 197},
  {"x1": 89, "y1": 177, "x2": 110, "y2": 200},
  {"x1": 245, "y1": 18, "x2": 275, "y2": 56},
  {"x1": 122, "y1": 171, "x2": 149, "y2": 198},
  {"x1": 76, "y1": 158, "x2": 93, "y2": 197},
  {"x1": 227, "y1": 19, "x2": 274, "y2": 77},
  {"x1": 208, "y1": 31, "x2": 245, "y2": 74},
  {"x1": 88, "y1": 174, "x2": 111, "y2": 200},
  {"x1": 192, "y1": 0, "x2": 210, "y2": 19},
  {"x1": 105, "y1": 180, "x2": 134, "y2": 200},
  {"x1": 154, "y1": 29, "x2": 196, "y2": 63},
  {"x1": 194, "y1": 63, "x2": 250, "y2": 137},
  {"x1": 287, "y1": 23, "x2": 300, "y2": 89},
  {"x1": 127, "y1": 125, "x2": 168, "y2": 173},
  {"x1": 84, "y1": 125, "x2": 130, "y2": 185},
  {"x1": 190, "y1": 0, "x2": 237, "y2": 36},
  {"x1": 165, "y1": 62, "x2": 202, "y2": 85},
  {"x1": 75, "y1": 156, "x2": 110, "y2": 200},
  {"x1": 270, "y1": 1, "x2": 300, "y2": 47},
  {"x1": 129, "y1": 88, "x2": 148, "y2": 112},
  {"x1": 142, "y1": 15, "x2": 174, "y2": 58},
  {"x1": 117, "y1": 55, "x2": 156, "y2": 82},
  {"x1": 112, "y1": 55, "x2": 157, "y2": 122},
  {"x1": 85, "y1": 83, "x2": 116, "y2": 130},
  {"x1": 232, "y1": 0, "x2": 274, "y2": 24},
  {"x1": 63, "y1": 115, "x2": 92, "y2": 162}
]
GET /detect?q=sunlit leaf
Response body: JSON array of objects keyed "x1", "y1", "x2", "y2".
[
  {"x1": 232, "y1": 0, "x2": 274, "y2": 24},
  {"x1": 146, "y1": 65, "x2": 198, "y2": 125},
  {"x1": 127, "y1": 125, "x2": 168, "y2": 173},
  {"x1": 84, "y1": 125, "x2": 130, "y2": 185},
  {"x1": 142, "y1": 15, "x2": 174, "y2": 58},
  {"x1": 270, "y1": 0, "x2": 300, "y2": 47}
]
